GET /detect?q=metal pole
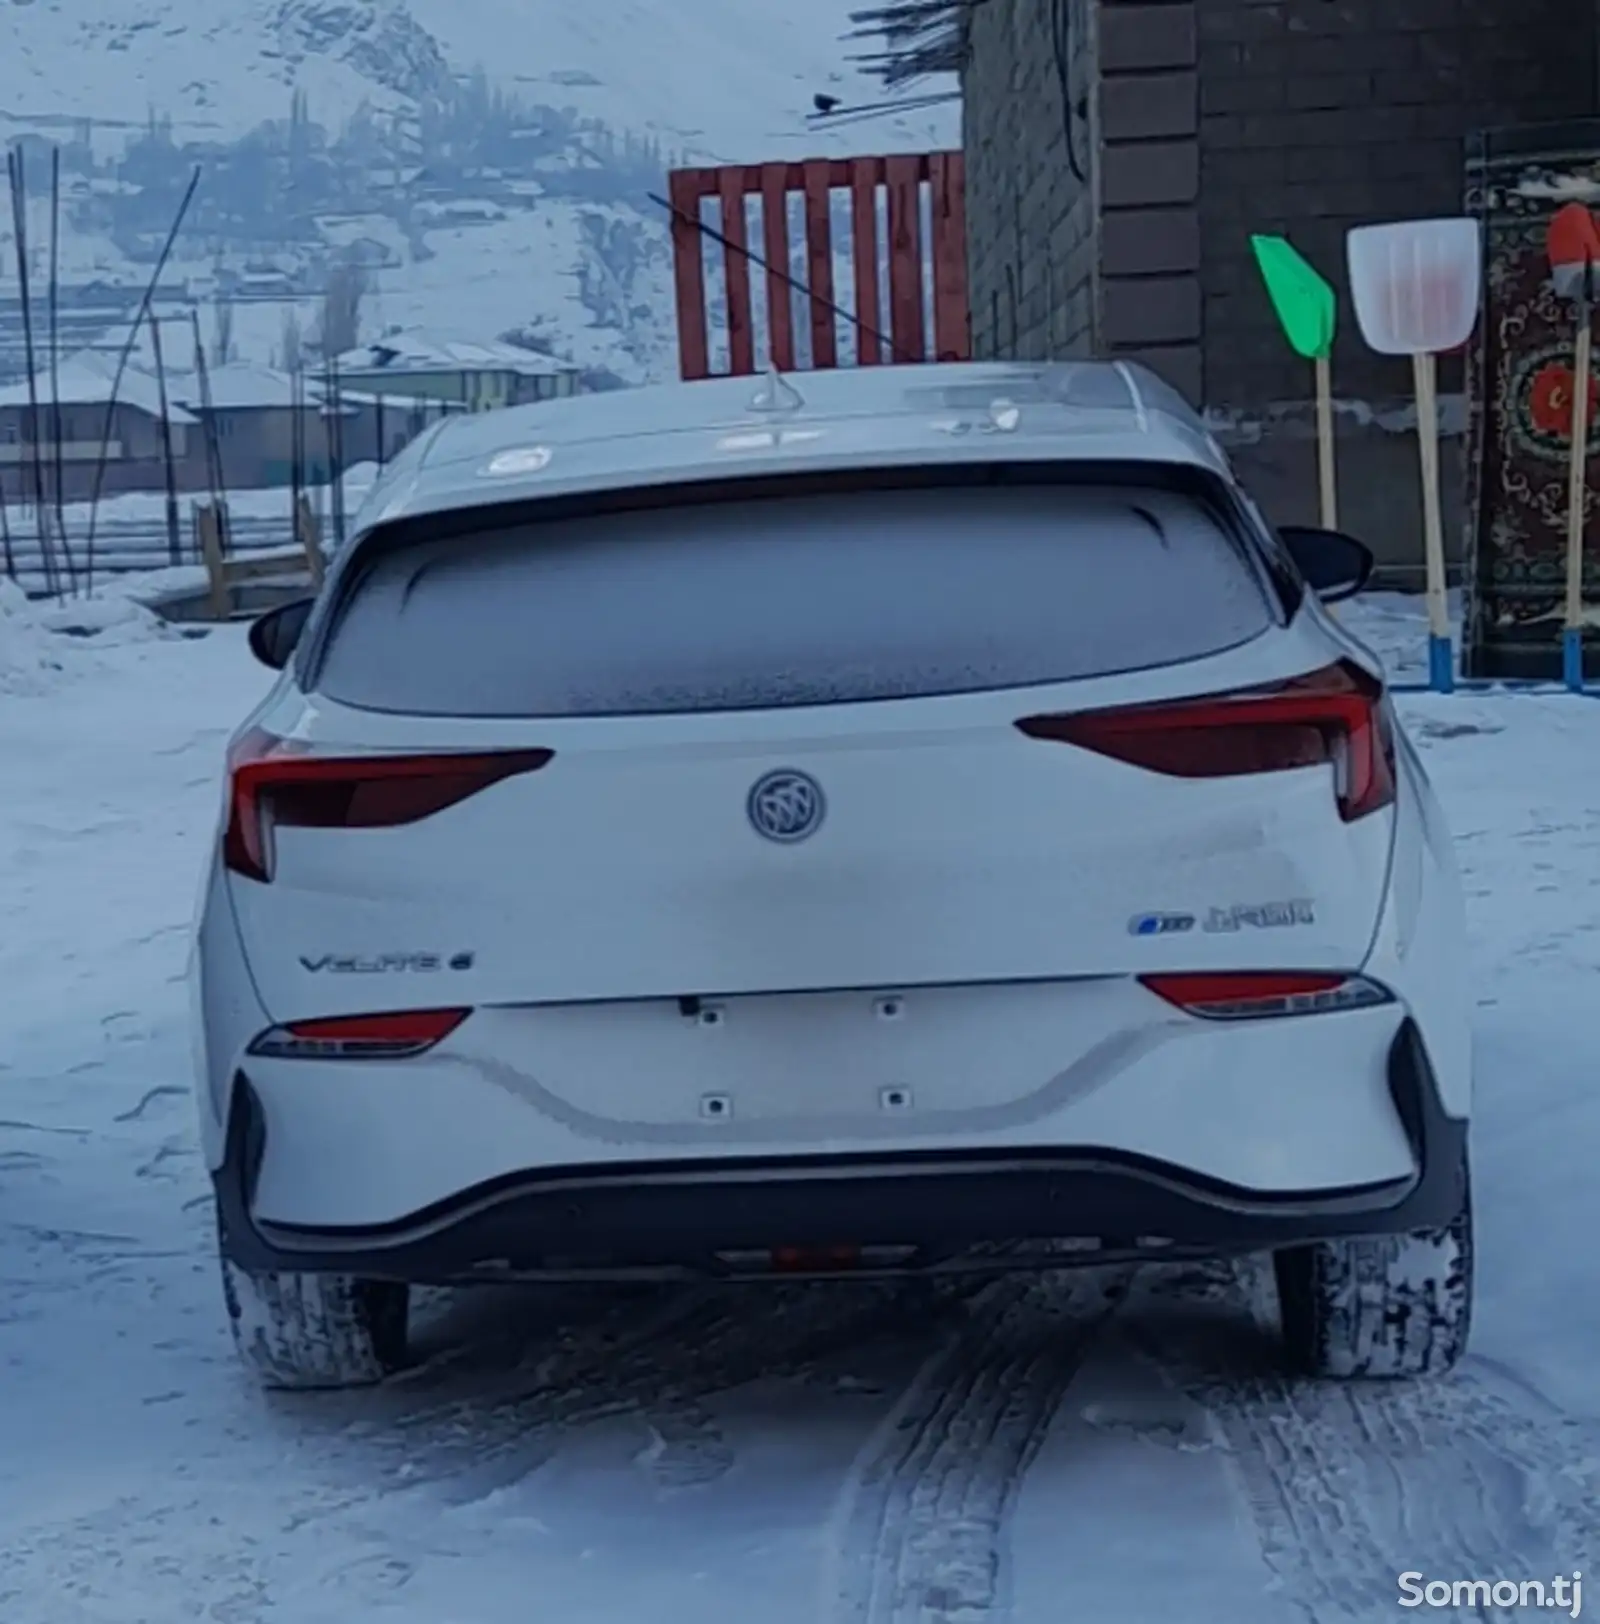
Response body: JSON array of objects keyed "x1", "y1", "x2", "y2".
[{"x1": 149, "y1": 317, "x2": 182, "y2": 566}]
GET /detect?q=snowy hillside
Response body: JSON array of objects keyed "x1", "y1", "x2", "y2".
[
  {"x1": 0, "y1": 0, "x2": 952, "y2": 158},
  {"x1": 0, "y1": 2, "x2": 958, "y2": 385}
]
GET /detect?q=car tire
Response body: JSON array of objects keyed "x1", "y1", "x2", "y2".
[
  {"x1": 219, "y1": 1243, "x2": 409, "y2": 1390},
  {"x1": 1273, "y1": 1158, "x2": 1473, "y2": 1380}
]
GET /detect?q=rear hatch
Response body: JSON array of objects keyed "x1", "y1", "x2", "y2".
[{"x1": 225, "y1": 469, "x2": 1396, "y2": 1017}]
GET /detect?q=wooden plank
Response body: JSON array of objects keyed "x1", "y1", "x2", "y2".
[
  {"x1": 669, "y1": 149, "x2": 967, "y2": 378},
  {"x1": 226, "y1": 553, "x2": 313, "y2": 584},
  {"x1": 668, "y1": 167, "x2": 721, "y2": 203},
  {"x1": 197, "y1": 503, "x2": 229, "y2": 621},
  {"x1": 885, "y1": 154, "x2": 926, "y2": 363},
  {"x1": 718, "y1": 167, "x2": 756, "y2": 376},
  {"x1": 668, "y1": 168, "x2": 711, "y2": 381},
  {"x1": 849, "y1": 157, "x2": 883, "y2": 365},
  {"x1": 802, "y1": 161, "x2": 838, "y2": 370},
  {"x1": 760, "y1": 164, "x2": 795, "y2": 371},
  {"x1": 929, "y1": 151, "x2": 971, "y2": 361},
  {"x1": 295, "y1": 492, "x2": 325, "y2": 587}
]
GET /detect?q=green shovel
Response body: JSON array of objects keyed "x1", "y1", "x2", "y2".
[{"x1": 1252, "y1": 234, "x2": 1339, "y2": 529}]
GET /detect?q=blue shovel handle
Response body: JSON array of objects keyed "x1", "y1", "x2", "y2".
[
  {"x1": 1427, "y1": 634, "x2": 1454, "y2": 693},
  {"x1": 1564, "y1": 627, "x2": 1586, "y2": 691}
]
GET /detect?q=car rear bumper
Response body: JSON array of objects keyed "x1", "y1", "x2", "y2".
[{"x1": 214, "y1": 1020, "x2": 1468, "y2": 1284}]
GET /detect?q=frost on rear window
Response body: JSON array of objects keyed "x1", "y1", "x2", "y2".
[{"x1": 314, "y1": 485, "x2": 1274, "y2": 717}]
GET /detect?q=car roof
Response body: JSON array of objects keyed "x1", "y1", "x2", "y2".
[{"x1": 350, "y1": 358, "x2": 1233, "y2": 534}]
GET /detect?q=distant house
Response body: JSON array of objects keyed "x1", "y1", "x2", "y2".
[
  {"x1": 0, "y1": 354, "x2": 196, "y2": 503},
  {"x1": 331, "y1": 328, "x2": 583, "y2": 413},
  {"x1": 0, "y1": 350, "x2": 467, "y2": 504},
  {"x1": 169, "y1": 361, "x2": 460, "y2": 486},
  {"x1": 321, "y1": 389, "x2": 464, "y2": 468},
  {"x1": 166, "y1": 362, "x2": 344, "y2": 489}
]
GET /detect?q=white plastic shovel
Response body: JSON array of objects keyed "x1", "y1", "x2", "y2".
[{"x1": 1347, "y1": 218, "x2": 1481, "y2": 693}]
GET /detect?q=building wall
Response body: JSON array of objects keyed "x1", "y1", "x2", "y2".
[
  {"x1": 207, "y1": 406, "x2": 337, "y2": 489},
  {"x1": 0, "y1": 401, "x2": 184, "y2": 458},
  {"x1": 1198, "y1": 0, "x2": 1596, "y2": 410},
  {"x1": 963, "y1": 0, "x2": 1100, "y2": 362},
  {"x1": 0, "y1": 403, "x2": 377, "y2": 500},
  {"x1": 340, "y1": 398, "x2": 452, "y2": 466},
  {"x1": 962, "y1": 0, "x2": 1598, "y2": 575},
  {"x1": 0, "y1": 402, "x2": 192, "y2": 502},
  {"x1": 964, "y1": 0, "x2": 1203, "y2": 397}
]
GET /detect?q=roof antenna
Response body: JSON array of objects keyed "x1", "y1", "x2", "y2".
[{"x1": 749, "y1": 361, "x2": 805, "y2": 413}]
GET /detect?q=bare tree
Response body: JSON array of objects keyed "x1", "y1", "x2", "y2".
[{"x1": 318, "y1": 249, "x2": 369, "y2": 361}]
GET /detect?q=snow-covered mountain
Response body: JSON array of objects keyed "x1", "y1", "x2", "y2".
[
  {"x1": 2, "y1": 0, "x2": 951, "y2": 159},
  {"x1": 0, "y1": 2, "x2": 959, "y2": 384}
]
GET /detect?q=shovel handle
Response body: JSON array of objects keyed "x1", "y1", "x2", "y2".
[
  {"x1": 1314, "y1": 354, "x2": 1337, "y2": 531},
  {"x1": 1565, "y1": 315, "x2": 1593, "y2": 631},
  {"x1": 1411, "y1": 352, "x2": 1449, "y2": 643}
]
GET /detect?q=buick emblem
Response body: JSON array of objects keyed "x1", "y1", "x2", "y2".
[{"x1": 747, "y1": 769, "x2": 825, "y2": 843}]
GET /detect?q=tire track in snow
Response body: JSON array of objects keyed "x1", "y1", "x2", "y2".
[
  {"x1": 358, "y1": 1277, "x2": 974, "y2": 1505},
  {"x1": 1126, "y1": 1258, "x2": 1600, "y2": 1620},
  {"x1": 822, "y1": 1267, "x2": 1133, "y2": 1624},
  {"x1": 3, "y1": 1281, "x2": 969, "y2": 1615}
]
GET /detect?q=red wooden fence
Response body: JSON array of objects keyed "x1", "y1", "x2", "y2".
[{"x1": 667, "y1": 152, "x2": 970, "y2": 381}]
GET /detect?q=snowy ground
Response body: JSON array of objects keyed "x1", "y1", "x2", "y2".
[{"x1": 1, "y1": 589, "x2": 1597, "y2": 1622}]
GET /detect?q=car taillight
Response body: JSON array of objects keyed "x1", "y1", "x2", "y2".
[
  {"x1": 222, "y1": 727, "x2": 554, "y2": 883},
  {"x1": 1138, "y1": 971, "x2": 1391, "y2": 1020},
  {"x1": 247, "y1": 1007, "x2": 470, "y2": 1059},
  {"x1": 1015, "y1": 659, "x2": 1396, "y2": 821}
]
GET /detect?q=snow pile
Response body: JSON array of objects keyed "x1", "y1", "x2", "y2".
[
  {"x1": 34, "y1": 591, "x2": 178, "y2": 649},
  {"x1": 0, "y1": 578, "x2": 175, "y2": 696},
  {"x1": 0, "y1": 579, "x2": 70, "y2": 697}
]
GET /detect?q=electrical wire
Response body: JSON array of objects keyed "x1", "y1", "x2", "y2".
[
  {"x1": 804, "y1": 89, "x2": 961, "y2": 131},
  {"x1": 647, "y1": 189, "x2": 915, "y2": 365},
  {"x1": 1051, "y1": 0, "x2": 1088, "y2": 186}
]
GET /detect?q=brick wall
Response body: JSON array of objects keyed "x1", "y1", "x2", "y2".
[
  {"x1": 963, "y1": 0, "x2": 1099, "y2": 361},
  {"x1": 1199, "y1": 0, "x2": 1598, "y2": 409},
  {"x1": 1095, "y1": 0, "x2": 1201, "y2": 400},
  {"x1": 962, "y1": 0, "x2": 1598, "y2": 572},
  {"x1": 965, "y1": 0, "x2": 1597, "y2": 399}
]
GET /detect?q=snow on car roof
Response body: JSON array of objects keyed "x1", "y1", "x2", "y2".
[{"x1": 350, "y1": 360, "x2": 1230, "y2": 535}]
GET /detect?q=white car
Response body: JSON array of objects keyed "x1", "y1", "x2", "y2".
[{"x1": 190, "y1": 359, "x2": 1473, "y2": 1390}]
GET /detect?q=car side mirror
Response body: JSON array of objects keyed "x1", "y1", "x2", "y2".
[
  {"x1": 1278, "y1": 525, "x2": 1375, "y2": 604},
  {"x1": 247, "y1": 598, "x2": 314, "y2": 671}
]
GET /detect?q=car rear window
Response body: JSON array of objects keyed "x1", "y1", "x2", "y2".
[{"x1": 313, "y1": 481, "x2": 1276, "y2": 717}]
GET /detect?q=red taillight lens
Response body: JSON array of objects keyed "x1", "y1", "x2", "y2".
[
  {"x1": 247, "y1": 1007, "x2": 470, "y2": 1059},
  {"x1": 1015, "y1": 659, "x2": 1396, "y2": 821},
  {"x1": 1138, "y1": 971, "x2": 1390, "y2": 1020},
  {"x1": 222, "y1": 726, "x2": 554, "y2": 883},
  {"x1": 771, "y1": 1245, "x2": 864, "y2": 1272}
]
